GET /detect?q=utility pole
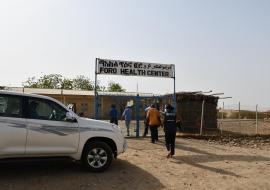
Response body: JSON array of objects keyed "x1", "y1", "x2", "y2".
[
  {"x1": 200, "y1": 100, "x2": 205, "y2": 136},
  {"x1": 256, "y1": 104, "x2": 258, "y2": 135},
  {"x1": 238, "y1": 101, "x2": 241, "y2": 128}
]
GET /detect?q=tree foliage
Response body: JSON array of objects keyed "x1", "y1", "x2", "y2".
[
  {"x1": 23, "y1": 77, "x2": 39, "y2": 88},
  {"x1": 39, "y1": 74, "x2": 63, "y2": 89},
  {"x1": 61, "y1": 78, "x2": 74, "y2": 90},
  {"x1": 107, "y1": 81, "x2": 126, "y2": 92},
  {"x1": 22, "y1": 74, "x2": 122, "y2": 92},
  {"x1": 73, "y1": 75, "x2": 93, "y2": 90},
  {"x1": 23, "y1": 74, "x2": 63, "y2": 89}
]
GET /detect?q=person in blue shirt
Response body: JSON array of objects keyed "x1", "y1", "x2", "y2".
[
  {"x1": 109, "y1": 104, "x2": 118, "y2": 125},
  {"x1": 163, "y1": 104, "x2": 177, "y2": 158},
  {"x1": 122, "y1": 106, "x2": 132, "y2": 136}
]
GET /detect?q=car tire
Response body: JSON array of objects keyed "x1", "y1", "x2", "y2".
[{"x1": 82, "y1": 141, "x2": 113, "y2": 172}]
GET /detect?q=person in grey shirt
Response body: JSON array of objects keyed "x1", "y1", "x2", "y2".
[
  {"x1": 122, "y1": 106, "x2": 132, "y2": 136},
  {"x1": 143, "y1": 105, "x2": 151, "y2": 137}
]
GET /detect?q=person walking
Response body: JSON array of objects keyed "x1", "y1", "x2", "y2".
[
  {"x1": 143, "y1": 105, "x2": 151, "y2": 137},
  {"x1": 163, "y1": 104, "x2": 177, "y2": 158},
  {"x1": 109, "y1": 104, "x2": 118, "y2": 125},
  {"x1": 122, "y1": 106, "x2": 132, "y2": 136},
  {"x1": 146, "y1": 104, "x2": 161, "y2": 143}
]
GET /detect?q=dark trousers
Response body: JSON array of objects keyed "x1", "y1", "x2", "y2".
[
  {"x1": 110, "y1": 117, "x2": 118, "y2": 125},
  {"x1": 143, "y1": 124, "x2": 149, "y2": 136},
  {"x1": 165, "y1": 128, "x2": 176, "y2": 155},
  {"x1": 150, "y1": 125, "x2": 159, "y2": 143}
]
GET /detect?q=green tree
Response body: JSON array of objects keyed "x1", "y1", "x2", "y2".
[
  {"x1": 107, "y1": 81, "x2": 125, "y2": 92},
  {"x1": 61, "y1": 78, "x2": 73, "y2": 90},
  {"x1": 73, "y1": 75, "x2": 94, "y2": 90},
  {"x1": 97, "y1": 85, "x2": 106, "y2": 92},
  {"x1": 22, "y1": 76, "x2": 39, "y2": 88},
  {"x1": 22, "y1": 74, "x2": 120, "y2": 91},
  {"x1": 37, "y1": 74, "x2": 63, "y2": 89},
  {"x1": 23, "y1": 74, "x2": 64, "y2": 89}
]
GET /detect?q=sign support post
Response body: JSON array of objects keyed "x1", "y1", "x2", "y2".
[
  {"x1": 136, "y1": 94, "x2": 140, "y2": 137},
  {"x1": 94, "y1": 58, "x2": 98, "y2": 119},
  {"x1": 200, "y1": 99, "x2": 205, "y2": 136},
  {"x1": 173, "y1": 75, "x2": 176, "y2": 111},
  {"x1": 94, "y1": 58, "x2": 176, "y2": 137}
]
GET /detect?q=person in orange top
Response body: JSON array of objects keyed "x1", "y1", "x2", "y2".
[{"x1": 146, "y1": 104, "x2": 161, "y2": 143}]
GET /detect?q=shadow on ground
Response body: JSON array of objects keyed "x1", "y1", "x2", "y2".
[
  {"x1": 172, "y1": 143, "x2": 270, "y2": 177},
  {"x1": 137, "y1": 138, "x2": 270, "y2": 178},
  {"x1": 0, "y1": 158, "x2": 164, "y2": 190}
]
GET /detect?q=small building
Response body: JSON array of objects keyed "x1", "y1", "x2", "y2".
[
  {"x1": 5, "y1": 87, "x2": 160, "y2": 120},
  {"x1": 5, "y1": 87, "x2": 95, "y2": 117},
  {"x1": 4, "y1": 87, "x2": 219, "y2": 132},
  {"x1": 162, "y1": 92, "x2": 219, "y2": 132}
]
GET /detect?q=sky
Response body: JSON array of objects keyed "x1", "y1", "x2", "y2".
[{"x1": 0, "y1": 0, "x2": 269, "y2": 110}]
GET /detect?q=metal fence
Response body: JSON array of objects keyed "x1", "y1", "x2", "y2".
[
  {"x1": 103, "y1": 102, "x2": 270, "y2": 137},
  {"x1": 113, "y1": 104, "x2": 270, "y2": 137},
  {"x1": 217, "y1": 103, "x2": 270, "y2": 136},
  {"x1": 218, "y1": 119, "x2": 270, "y2": 136}
]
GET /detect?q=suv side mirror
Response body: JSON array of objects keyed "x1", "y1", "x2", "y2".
[{"x1": 66, "y1": 112, "x2": 77, "y2": 122}]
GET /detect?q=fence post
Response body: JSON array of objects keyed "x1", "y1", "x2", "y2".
[
  {"x1": 61, "y1": 89, "x2": 64, "y2": 103},
  {"x1": 135, "y1": 94, "x2": 140, "y2": 138},
  {"x1": 222, "y1": 102, "x2": 224, "y2": 120},
  {"x1": 220, "y1": 101, "x2": 224, "y2": 135},
  {"x1": 200, "y1": 99, "x2": 205, "y2": 136},
  {"x1": 238, "y1": 102, "x2": 241, "y2": 128},
  {"x1": 256, "y1": 104, "x2": 258, "y2": 135}
]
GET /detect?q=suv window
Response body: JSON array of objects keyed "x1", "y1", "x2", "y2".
[
  {"x1": 0, "y1": 95, "x2": 23, "y2": 118},
  {"x1": 28, "y1": 98, "x2": 68, "y2": 121}
]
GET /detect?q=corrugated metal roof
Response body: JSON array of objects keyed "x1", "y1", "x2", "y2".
[
  {"x1": 5, "y1": 87, "x2": 94, "y2": 96},
  {"x1": 62, "y1": 90, "x2": 94, "y2": 96},
  {"x1": 4, "y1": 87, "x2": 160, "y2": 97},
  {"x1": 98, "y1": 91, "x2": 161, "y2": 97}
]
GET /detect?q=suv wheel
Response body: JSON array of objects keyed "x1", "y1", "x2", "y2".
[{"x1": 82, "y1": 141, "x2": 113, "y2": 172}]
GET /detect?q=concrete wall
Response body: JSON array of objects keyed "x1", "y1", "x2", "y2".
[{"x1": 43, "y1": 94, "x2": 94, "y2": 118}]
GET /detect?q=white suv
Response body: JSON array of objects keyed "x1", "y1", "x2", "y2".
[{"x1": 0, "y1": 91, "x2": 127, "y2": 172}]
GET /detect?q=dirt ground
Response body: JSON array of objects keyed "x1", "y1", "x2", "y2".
[{"x1": 0, "y1": 137, "x2": 270, "y2": 190}]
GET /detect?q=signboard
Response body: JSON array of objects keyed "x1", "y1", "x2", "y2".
[{"x1": 97, "y1": 58, "x2": 175, "y2": 78}]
